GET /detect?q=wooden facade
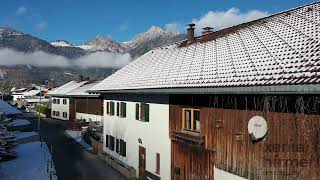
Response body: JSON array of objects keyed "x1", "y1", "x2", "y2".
[
  {"x1": 169, "y1": 94, "x2": 320, "y2": 180},
  {"x1": 75, "y1": 98, "x2": 103, "y2": 116}
]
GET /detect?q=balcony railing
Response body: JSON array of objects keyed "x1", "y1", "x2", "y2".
[{"x1": 172, "y1": 130, "x2": 205, "y2": 148}]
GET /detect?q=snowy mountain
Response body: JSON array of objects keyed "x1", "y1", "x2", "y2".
[
  {"x1": 50, "y1": 40, "x2": 73, "y2": 47},
  {"x1": 76, "y1": 35, "x2": 127, "y2": 53},
  {"x1": 124, "y1": 26, "x2": 179, "y2": 48},
  {"x1": 75, "y1": 26, "x2": 186, "y2": 58}
]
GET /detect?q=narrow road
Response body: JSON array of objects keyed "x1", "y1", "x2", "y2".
[{"x1": 39, "y1": 118, "x2": 126, "y2": 180}]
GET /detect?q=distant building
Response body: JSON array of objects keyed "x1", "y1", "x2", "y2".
[
  {"x1": 89, "y1": 2, "x2": 320, "y2": 180},
  {"x1": 48, "y1": 81, "x2": 102, "y2": 122}
]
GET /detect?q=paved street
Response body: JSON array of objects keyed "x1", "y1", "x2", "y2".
[{"x1": 38, "y1": 118, "x2": 126, "y2": 180}]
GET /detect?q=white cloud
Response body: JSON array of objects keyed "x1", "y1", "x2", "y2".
[
  {"x1": 164, "y1": 22, "x2": 183, "y2": 33},
  {"x1": 16, "y1": 6, "x2": 27, "y2": 15},
  {"x1": 163, "y1": 8, "x2": 269, "y2": 34},
  {"x1": 192, "y1": 8, "x2": 269, "y2": 34},
  {"x1": 36, "y1": 21, "x2": 47, "y2": 30},
  {"x1": 0, "y1": 48, "x2": 131, "y2": 68}
]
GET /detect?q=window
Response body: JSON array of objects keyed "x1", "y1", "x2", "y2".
[
  {"x1": 52, "y1": 111, "x2": 56, "y2": 116},
  {"x1": 120, "y1": 140, "x2": 126, "y2": 157},
  {"x1": 106, "y1": 101, "x2": 115, "y2": 116},
  {"x1": 105, "y1": 135, "x2": 109, "y2": 148},
  {"x1": 116, "y1": 139, "x2": 120, "y2": 153},
  {"x1": 57, "y1": 99, "x2": 60, "y2": 104},
  {"x1": 156, "y1": 153, "x2": 160, "y2": 175},
  {"x1": 116, "y1": 102, "x2": 127, "y2": 118},
  {"x1": 135, "y1": 103, "x2": 149, "y2": 122},
  {"x1": 53, "y1": 99, "x2": 56, "y2": 104},
  {"x1": 63, "y1": 112, "x2": 68, "y2": 118},
  {"x1": 56, "y1": 111, "x2": 60, "y2": 117},
  {"x1": 109, "y1": 136, "x2": 115, "y2": 151},
  {"x1": 182, "y1": 108, "x2": 200, "y2": 132},
  {"x1": 63, "y1": 99, "x2": 67, "y2": 104}
]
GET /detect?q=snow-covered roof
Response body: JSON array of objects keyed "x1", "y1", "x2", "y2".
[
  {"x1": 0, "y1": 100, "x2": 21, "y2": 115},
  {"x1": 48, "y1": 81, "x2": 88, "y2": 96},
  {"x1": 65, "y1": 81, "x2": 100, "y2": 97},
  {"x1": 22, "y1": 90, "x2": 40, "y2": 97},
  {"x1": 90, "y1": 3, "x2": 320, "y2": 94}
]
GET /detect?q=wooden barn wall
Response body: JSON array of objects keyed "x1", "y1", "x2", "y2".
[
  {"x1": 169, "y1": 95, "x2": 320, "y2": 180},
  {"x1": 75, "y1": 98, "x2": 103, "y2": 115},
  {"x1": 69, "y1": 98, "x2": 76, "y2": 121}
]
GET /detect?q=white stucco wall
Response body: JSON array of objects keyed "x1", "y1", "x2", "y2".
[
  {"x1": 214, "y1": 167, "x2": 248, "y2": 180},
  {"x1": 12, "y1": 94, "x2": 24, "y2": 101},
  {"x1": 51, "y1": 97, "x2": 69, "y2": 120},
  {"x1": 103, "y1": 99, "x2": 171, "y2": 180},
  {"x1": 76, "y1": 112, "x2": 103, "y2": 122}
]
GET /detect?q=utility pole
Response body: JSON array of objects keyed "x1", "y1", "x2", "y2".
[{"x1": 38, "y1": 85, "x2": 41, "y2": 136}]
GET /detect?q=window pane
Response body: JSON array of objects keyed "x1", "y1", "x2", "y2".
[
  {"x1": 193, "y1": 110, "x2": 200, "y2": 131},
  {"x1": 184, "y1": 110, "x2": 191, "y2": 129}
]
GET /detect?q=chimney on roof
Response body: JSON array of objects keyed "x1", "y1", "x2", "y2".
[
  {"x1": 186, "y1": 23, "x2": 196, "y2": 43},
  {"x1": 201, "y1": 27, "x2": 214, "y2": 35}
]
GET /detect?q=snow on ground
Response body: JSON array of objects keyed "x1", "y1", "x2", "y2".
[
  {"x1": 66, "y1": 130, "x2": 92, "y2": 151},
  {"x1": 214, "y1": 167, "x2": 248, "y2": 180},
  {"x1": 0, "y1": 100, "x2": 21, "y2": 115},
  {"x1": 0, "y1": 141, "x2": 57, "y2": 180},
  {"x1": 13, "y1": 119, "x2": 31, "y2": 126},
  {"x1": 15, "y1": 131, "x2": 37, "y2": 139}
]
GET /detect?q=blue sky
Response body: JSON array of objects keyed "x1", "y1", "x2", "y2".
[{"x1": 0, "y1": 0, "x2": 313, "y2": 44}]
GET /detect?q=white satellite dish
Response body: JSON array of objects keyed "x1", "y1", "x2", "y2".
[{"x1": 248, "y1": 116, "x2": 268, "y2": 141}]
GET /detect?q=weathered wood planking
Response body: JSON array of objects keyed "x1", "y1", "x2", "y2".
[{"x1": 170, "y1": 104, "x2": 320, "y2": 180}]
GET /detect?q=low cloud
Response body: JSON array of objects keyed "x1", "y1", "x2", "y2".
[
  {"x1": 163, "y1": 8, "x2": 268, "y2": 34},
  {"x1": 16, "y1": 6, "x2": 27, "y2": 15},
  {"x1": 0, "y1": 48, "x2": 131, "y2": 68}
]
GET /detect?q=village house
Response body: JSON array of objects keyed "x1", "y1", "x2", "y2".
[
  {"x1": 48, "y1": 81, "x2": 88, "y2": 121},
  {"x1": 65, "y1": 81, "x2": 103, "y2": 123},
  {"x1": 89, "y1": 2, "x2": 320, "y2": 180},
  {"x1": 49, "y1": 80, "x2": 103, "y2": 123}
]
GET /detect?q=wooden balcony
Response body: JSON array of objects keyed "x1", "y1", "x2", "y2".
[{"x1": 172, "y1": 130, "x2": 205, "y2": 148}]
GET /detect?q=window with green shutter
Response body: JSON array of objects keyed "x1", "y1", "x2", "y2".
[
  {"x1": 144, "y1": 103, "x2": 149, "y2": 122},
  {"x1": 106, "y1": 102, "x2": 110, "y2": 115},
  {"x1": 121, "y1": 102, "x2": 126, "y2": 118},
  {"x1": 116, "y1": 139, "x2": 120, "y2": 153},
  {"x1": 106, "y1": 135, "x2": 109, "y2": 148},
  {"x1": 116, "y1": 102, "x2": 120, "y2": 116},
  {"x1": 110, "y1": 101, "x2": 115, "y2": 116},
  {"x1": 135, "y1": 103, "x2": 150, "y2": 122},
  {"x1": 135, "y1": 103, "x2": 139, "y2": 120}
]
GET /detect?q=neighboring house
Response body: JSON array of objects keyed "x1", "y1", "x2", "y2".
[
  {"x1": 89, "y1": 3, "x2": 320, "y2": 180},
  {"x1": 48, "y1": 81, "x2": 88, "y2": 121},
  {"x1": 65, "y1": 81, "x2": 103, "y2": 123}
]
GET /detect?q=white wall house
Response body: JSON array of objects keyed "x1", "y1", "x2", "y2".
[
  {"x1": 102, "y1": 96, "x2": 171, "y2": 180},
  {"x1": 48, "y1": 81, "x2": 88, "y2": 121},
  {"x1": 51, "y1": 97, "x2": 70, "y2": 120}
]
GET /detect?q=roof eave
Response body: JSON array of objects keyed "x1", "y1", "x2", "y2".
[{"x1": 88, "y1": 84, "x2": 320, "y2": 95}]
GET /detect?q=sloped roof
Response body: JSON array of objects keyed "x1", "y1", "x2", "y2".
[
  {"x1": 22, "y1": 90, "x2": 40, "y2": 97},
  {"x1": 48, "y1": 81, "x2": 88, "y2": 96},
  {"x1": 90, "y1": 3, "x2": 320, "y2": 94},
  {"x1": 65, "y1": 81, "x2": 100, "y2": 97},
  {"x1": 0, "y1": 100, "x2": 21, "y2": 115}
]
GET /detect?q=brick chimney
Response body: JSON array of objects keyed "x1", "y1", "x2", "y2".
[{"x1": 186, "y1": 23, "x2": 196, "y2": 43}]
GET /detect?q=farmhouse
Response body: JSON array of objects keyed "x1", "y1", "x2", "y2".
[
  {"x1": 65, "y1": 81, "x2": 103, "y2": 123},
  {"x1": 89, "y1": 2, "x2": 320, "y2": 180},
  {"x1": 49, "y1": 81, "x2": 87, "y2": 121}
]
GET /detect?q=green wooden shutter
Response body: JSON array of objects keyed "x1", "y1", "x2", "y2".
[
  {"x1": 116, "y1": 139, "x2": 119, "y2": 153},
  {"x1": 135, "y1": 103, "x2": 139, "y2": 120},
  {"x1": 111, "y1": 101, "x2": 114, "y2": 116},
  {"x1": 106, "y1": 102, "x2": 109, "y2": 115},
  {"x1": 116, "y1": 102, "x2": 120, "y2": 116},
  {"x1": 123, "y1": 102, "x2": 126, "y2": 118},
  {"x1": 144, "y1": 103, "x2": 149, "y2": 122},
  {"x1": 106, "y1": 135, "x2": 109, "y2": 148}
]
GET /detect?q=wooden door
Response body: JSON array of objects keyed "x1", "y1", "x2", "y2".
[{"x1": 139, "y1": 146, "x2": 146, "y2": 177}]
